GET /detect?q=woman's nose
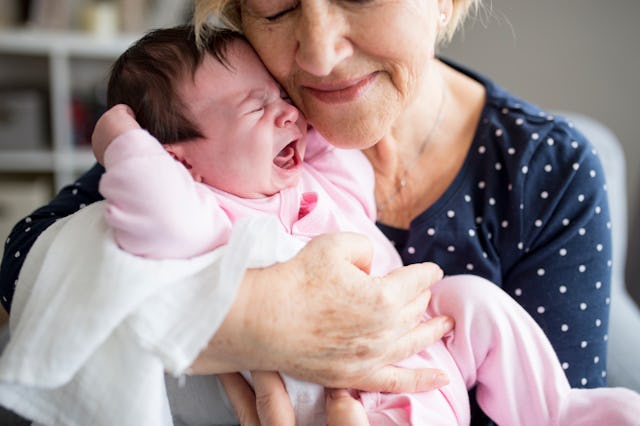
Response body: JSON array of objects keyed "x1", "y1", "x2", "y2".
[
  {"x1": 276, "y1": 102, "x2": 299, "y2": 128},
  {"x1": 294, "y1": 1, "x2": 353, "y2": 76}
]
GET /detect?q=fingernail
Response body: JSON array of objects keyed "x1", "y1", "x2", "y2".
[
  {"x1": 442, "y1": 316, "x2": 455, "y2": 332},
  {"x1": 434, "y1": 372, "x2": 449, "y2": 387}
]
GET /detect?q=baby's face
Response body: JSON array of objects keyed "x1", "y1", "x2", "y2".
[{"x1": 176, "y1": 39, "x2": 308, "y2": 198}]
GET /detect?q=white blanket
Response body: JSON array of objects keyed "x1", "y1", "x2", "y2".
[{"x1": 0, "y1": 202, "x2": 303, "y2": 425}]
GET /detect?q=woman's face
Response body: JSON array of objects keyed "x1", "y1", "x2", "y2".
[{"x1": 241, "y1": 0, "x2": 443, "y2": 149}]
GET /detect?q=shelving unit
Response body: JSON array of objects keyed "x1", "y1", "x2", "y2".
[{"x1": 0, "y1": 28, "x2": 139, "y2": 189}]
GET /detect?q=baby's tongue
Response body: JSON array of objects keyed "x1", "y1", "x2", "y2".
[{"x1": 274, "y1": 145, "x2": 295, "y2": 169}]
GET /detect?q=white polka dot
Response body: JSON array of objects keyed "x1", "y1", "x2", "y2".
[
  {"x1": 427, "y1": 228, "x2": 436, "y2": 236},
  {"x1": 407, "y1": 246, "x2": 416, "y2": 254},
  {"x1": 447, "y1": 245, "x2": 455, "y2": 252},
  {"x1": 559, "y1": 248, "x2": 567, "y2": 256},
  {"x1": 562, "y1": 362, "x2": 569, "y2": 370},
  {"x1": 6, "y1": 237, "x2": 10, "y2": 245},
  {"x1": 495, "y1": 129, "x2": 503, "y2": 137},
  {"x1": 578, "y1": 194, "x2": 585, "y2": 202},
  {"x1": 534, "y1": 219, "x2": 542, "y2": 227},
  {"x1": 517, "y1": 242, "x2": 524, "y2": 250},
  {"x1": 537, "y1": 306, "x2": 545, "y2": 314},
  {"x1": 478, "y1": 181, "x2": 486, "y2": 189},
  {"x1": 508, "y1": 147, "x2": 516, "y2": 155},
  {"x1": 580, "y1": 303, "x2": 587, "y2": 310},
  {"x1": 521, "y1": 166, "x2": 529, "y2": 174},
  {"x1": 561, "y1": 324, "x2": 569, "y2": 332},
  {"x1": 579, "y1": 265, "x2": 586, "y2": 273},
  {"x1": 572, "y1": 163, "x2": 580, "y2": 171},
  {"x1": 447, "y1": 210, "x2": 455, "y2": 218},
  {"x1": 547, "y1": 137, "x2": 555, "y2": 146},
  {"x1": 464, "y1": 195, "x2": 471, "y2": 202},
  {"x1": 508, "y1": 184, "x2": 513, "y2": 191},
  {"x1": 515, "y1": 288, "x2": 522, "y2": 296},
  {"x1": 79, "y1": 203, "x2": 86, "y2": 209},
  {"x1": 482, "y1": 251, "x2": 488, "y2": 258},
  {"x1": 602, "y1": 371, "x2": 607, "y2": 378},
  {"x1": 606, "y1": 297, "x2": 611, "y2": 305},
  {"x1": 578, "y1": 228, "x2": 586, "y2": 236},
  {"x1": 25, "y1": 217, "x2": 32, "y2": 223},
  {"x1": 466, "y1": 264, "x2": 474, "y2": 271},
  {"x1": 495, "y1": 162, "x2": 502, "y2": 170},
  {"x1": 594, "y1": 356, "x2": 600, "y2": 364},
  {"x1": 478, "y1": 146, "x2": 486, "y2": 154},
  {"x1": 25, "y1": 227, "x2": 31, "y2": 232},
  {"x1": 501, "y1": 107, "x2": 509, "y2": 114},
  {"x1": 559, "y1": 285, "x2": 567, "y2": 293},
  {"x1": 595, "y1": 319, "x2": 602, "y2": 327},
  {"x1": 487, "y1": 232, "x2": 492, "y2": 240},
  {"x1": 595, "y1": 206, "x2": 601, "y2": 214},
  {"x1": 515, "y1": 118, "x2": 524, "y2": 126},
  {"x1": 468, "y1": 229, "x2": 476, "y2": 237},
  {"x1": 580, "y1": 341, "x2": 588, "y2": 349},
  {"x1": 544, "y1": 164, "x2": 552, "y2": 172},
  {"x1": 607, "y1": 260, "x2": 612, "y2": 267},
  {"x1": 595, "y1": 281, "x2": 602, "y2": 289},
  {"x1": 590, "y1": 170, "x2": 596, "y2": 178},
  {"x1": 596, "y1": 244, "x2": 603, "y2": 252},
  {"x1": 581, "y1": 378, "x2": 588, "y2": 386},
  {"x1": 562, "y1": 218, "x2": 570, "y2": 226},
  {"x1": 489, "y1": 197, "x2": 496, "y2": 206},
  {"x1": 604, "y1": 334, "x2": 609, "y2": 341},
  {"x1": 475, "y1": 216, "x2": 483, "y2": 224},
  {"x1": 531, "y1": 132, "x2": 539, "y2": 140},
  {"x1": 501, "y1": 220, "x2": 509, "y2": 228},
  {"x1": 571, "y1": 141, "x2": 579, "y2": 149},
  {"x1": 72, "y1": 188, "x2": 78, "y2": 195},
  {"x1": 14, "y1": 251, "x2": 20, "y2": 258},
  {"x1": 537, "y1": 268, "x2": 545, "y2": 276},
  {"x1": 540, "y1": 191, "x2": 549, "y2": 199}
]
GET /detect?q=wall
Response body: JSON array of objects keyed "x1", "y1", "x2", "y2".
[{"x1": 441, "y1": 0, "x2": 640, "y2": 303}]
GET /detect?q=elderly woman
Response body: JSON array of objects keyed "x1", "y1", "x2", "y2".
[{"x1": 0, "y1": 0, "x2": 611, "y2": 423}]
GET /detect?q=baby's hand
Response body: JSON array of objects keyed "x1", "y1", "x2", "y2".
[{"x1": 92, "y1": 104, "x2": 141, "y2": 165}]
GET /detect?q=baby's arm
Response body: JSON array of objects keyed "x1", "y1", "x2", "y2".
[{"x1": 93, "y1": 105, "x2": 232, "y2": 259}]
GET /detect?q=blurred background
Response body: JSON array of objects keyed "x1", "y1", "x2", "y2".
[{"x1": 0, "y1": 0, "x2": 637, "y2": 309}]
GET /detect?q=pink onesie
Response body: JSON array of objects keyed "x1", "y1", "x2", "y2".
[{"x1": 100, "y1": 129, "x2": 640, "y2": 425}]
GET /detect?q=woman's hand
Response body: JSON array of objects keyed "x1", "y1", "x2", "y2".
[
  {"x1": 91, "y1": 104, "x2": 141, "y2": 165},
  {"x1": 192, "y1": 231, "x2": 452, "y2": 393}
]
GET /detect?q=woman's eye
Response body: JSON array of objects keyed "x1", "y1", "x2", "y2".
[{"x1": 265, "y1": 3, "x2": 298, "y2": 20}]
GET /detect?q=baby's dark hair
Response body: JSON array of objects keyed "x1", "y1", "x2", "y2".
[{"x1": 107, "y1": 25, "x2": 244, "y2": 144}]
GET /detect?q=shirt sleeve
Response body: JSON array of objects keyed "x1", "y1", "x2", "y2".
[
  {"x1": 100, "y1": 129, "x2": 232, "y2": 259},
  {"x1": 1, "y1": 163, "x2": 105, "y2": 313},
  {"x1": 502, "y1": 120, "x2": 612, "y2": 388}
]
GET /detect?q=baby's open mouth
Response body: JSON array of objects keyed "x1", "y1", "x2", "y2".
[{"x1": 273, "y1": 141, "x2": 299, "y2": 169}]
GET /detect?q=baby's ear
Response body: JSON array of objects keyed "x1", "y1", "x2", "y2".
[{"x1": 164, "y1": 145, "x2": 203, "y2": 183}]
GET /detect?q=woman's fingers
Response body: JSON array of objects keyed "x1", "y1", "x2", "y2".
[
  {"x1": 325, "y1": 388, "x2": 370, "y2": 426},
  {"x1": 252, "y1": 371, "x2": 295, "y2": 426},
  {"x1": 217, "y1": 373, "x2": 259, "y2": 426}
]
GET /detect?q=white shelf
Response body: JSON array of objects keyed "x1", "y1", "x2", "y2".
[
  {"x1": 0, "y1": 28, "x2": 138, "y2": 58},
  {"x1": 0, "y1": 28, "x2": 139, "y2": 189}
]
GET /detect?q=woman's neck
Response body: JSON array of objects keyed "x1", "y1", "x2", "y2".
[{"x1": 364, "y1": 59, "x2": 485, "y2": 228}]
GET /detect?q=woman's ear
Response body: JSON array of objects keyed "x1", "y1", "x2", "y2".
[{"x1": 164, "y1": 144, "x2": 203, "y2": 183}]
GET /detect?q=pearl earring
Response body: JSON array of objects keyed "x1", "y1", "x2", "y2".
[{"x1": 439, "y1": 12, "x2": 447, "y2": 24}]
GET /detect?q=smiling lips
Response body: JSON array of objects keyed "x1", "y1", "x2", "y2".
[{"x1": 303, "y1": 72, "x2": 379, "y2": 104}]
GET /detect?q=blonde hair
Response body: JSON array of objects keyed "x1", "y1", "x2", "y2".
[{"x1": 194, "y1": 0, "x2": 481, "y2": 47}]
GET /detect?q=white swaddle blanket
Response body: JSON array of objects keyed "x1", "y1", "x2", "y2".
[{"x1": 0, "y1": 202, "x2": 305, "y2": 425}]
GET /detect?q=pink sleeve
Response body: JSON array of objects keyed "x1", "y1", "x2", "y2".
[
  {"x1": 304, "y1": 130, "x2": 377, "y2": 221},
  {"x1": 99, "y1": 129, "x2": 232, "y2": 259}
]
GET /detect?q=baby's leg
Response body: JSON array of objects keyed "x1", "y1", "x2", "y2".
[{"x1": 429, "y1": 275, "x2": 640, "y2": 425}]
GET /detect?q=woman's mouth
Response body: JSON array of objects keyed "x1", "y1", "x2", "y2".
[
  {"x1": 273, "y1": 141, "x2": 300, "y2": 170},
  {"x1": 303, "y1": 72, "x2": 379, "y2": 104}
]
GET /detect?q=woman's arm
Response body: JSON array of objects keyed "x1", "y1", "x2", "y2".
[{"x1": 191, "y1": 231, "x2": 451, "y2": 392}]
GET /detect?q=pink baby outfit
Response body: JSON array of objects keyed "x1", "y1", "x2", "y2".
[{"x1": 100, "y1": 129, "x2": 640, "y2": 425}]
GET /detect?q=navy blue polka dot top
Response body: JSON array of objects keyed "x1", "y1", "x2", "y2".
[{"x1": 379, "y1": 59, "x2": 612, "y2": 389}]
